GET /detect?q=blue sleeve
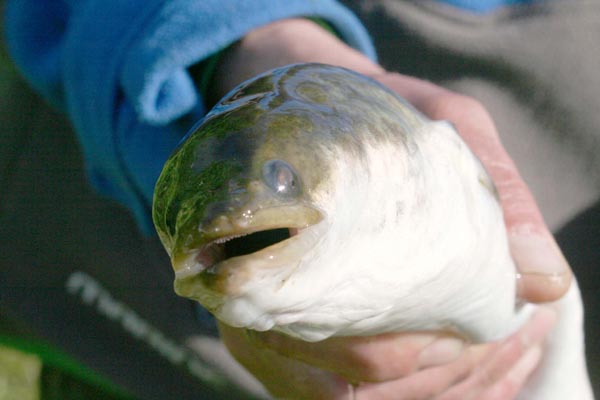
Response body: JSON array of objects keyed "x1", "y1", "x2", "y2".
[{"x1": 4, "y1": 0, "x2": 376, "y2": 234}]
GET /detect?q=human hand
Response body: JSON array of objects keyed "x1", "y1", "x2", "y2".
[
  {"x1": 219, "y1": 308, "x2": 555, "y2": 399},
  {"x1": 202, "y1": 18, "x2": 570, "y2": 399}
]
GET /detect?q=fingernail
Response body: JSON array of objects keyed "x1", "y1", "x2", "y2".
[
  {"x1": 510, "y1": 233, "x2": 572, "y2": 301},
  {"x1": 418, "y1": 337, "x2": 464, "y2": 368},
  {"x1": 509, "y1": 234, "x2": 569, "y2": 276}
]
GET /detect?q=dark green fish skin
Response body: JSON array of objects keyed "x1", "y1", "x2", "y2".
[{"x1": 152, "y1": 63, "x2": 426, "y2": 263}]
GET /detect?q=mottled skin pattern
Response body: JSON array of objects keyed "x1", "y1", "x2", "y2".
[{"x1": 153, "y1": 63, "x2": 430, "y2": 302}]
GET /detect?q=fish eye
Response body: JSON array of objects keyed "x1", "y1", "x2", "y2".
[{"x1": 262, "y1": 160, "x2": 301, "y2": 197}]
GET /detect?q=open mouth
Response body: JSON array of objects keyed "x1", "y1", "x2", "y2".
[
  {"x1": 222, "y1": 228, "x2": 292, "y2": 259},
  {"x1": 175, "y1": 228, "x2": 299, "y2": 278},
  {"x1": 171, "y1": 204, "x2": 323, "y2": 281}
]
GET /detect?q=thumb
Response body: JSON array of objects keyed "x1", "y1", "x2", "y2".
[{"x1": 486, "y1": 147, "x2": 572, "y2": 303}]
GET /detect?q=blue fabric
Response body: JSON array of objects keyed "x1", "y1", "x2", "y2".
[
  {"x1": 5, "y1": 0, "x2": 376, "y2": 234},
  {"x1": 436, "y1": 0, "x2": 535, "y2": 13},
  {"x1": 4, "y1": 0, "x2": 70, "y2": 109}
]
